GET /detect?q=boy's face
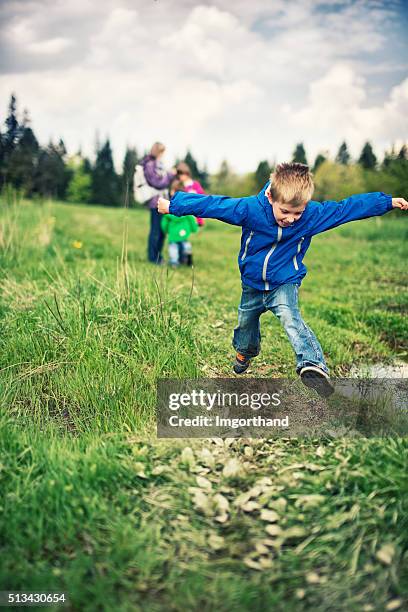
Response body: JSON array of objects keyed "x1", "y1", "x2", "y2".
[
  {"x1": 272, "y1": 201, "x2": 307, "y2": 227},
  {"x1": 266, "y1": 188, "x2": 307, "y2": 227}
]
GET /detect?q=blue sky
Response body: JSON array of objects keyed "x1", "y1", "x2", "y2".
[{"x1": 0, "y1": 0, "x2": 407, "y2": 172}]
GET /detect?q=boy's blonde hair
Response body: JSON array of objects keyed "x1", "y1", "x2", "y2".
[{"x1": 269, "y1": 162, "x2": 314, "y2": 207}]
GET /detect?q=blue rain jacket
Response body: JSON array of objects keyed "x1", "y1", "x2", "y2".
[{"x1": 169, "y1": 183, "x2": 392, "y2": 291}]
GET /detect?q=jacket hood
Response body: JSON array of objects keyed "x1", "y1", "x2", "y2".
[{"x1": 257, "y1": 181, "x2": 270, "y2": 202}]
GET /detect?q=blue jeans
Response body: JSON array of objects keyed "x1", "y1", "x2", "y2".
[
  {"x1": 168, "y1": 241, "x2": 192, "y2": 265},
  {"x1": 232, "y1": 283, "x2": 328, "y2": 374},
  {"x1": 148, "y1": 208, "x2": 165, "y2": 264}
]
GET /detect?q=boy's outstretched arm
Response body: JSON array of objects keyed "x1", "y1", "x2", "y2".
[
  {"x1": 309, "y1": 192, "x2": 407, "y2": 235},
  {"x1": 157, "y1": 192, "x2": 250, "y2": 226}
]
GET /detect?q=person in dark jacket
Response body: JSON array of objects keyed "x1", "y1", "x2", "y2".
[
  {"x1": 157, "y1": 162, "x2": 408, "y2": 397},
  {"x1": 140, "y1": 142, "x2": 175, "y2": 264}
]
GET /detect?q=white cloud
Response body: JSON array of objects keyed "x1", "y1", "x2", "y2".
[
  {"x1": 29, "y1": 37, "x2": 73, "y2": 55},
  {"x1": 0, "y1": 0, "x2": 406, "y2": 172},
  {"x1": 287, "y1": 64, "x2": 408, "y2": 160},
  {"x1": 87, "y1": 7, "x2": 146, "y2": 68}
]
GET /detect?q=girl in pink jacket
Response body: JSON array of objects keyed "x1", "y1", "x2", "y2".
[{"x1": 176, "y1": 162, "x2": 205, "y2": 226}]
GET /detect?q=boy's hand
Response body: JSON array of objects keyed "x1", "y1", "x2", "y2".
[
  {"x1": 392, "y1": 197, "x2": 408, "y2": 210},
  {"x1": 157, "y1": 197, "x2": 170, "y2": 214}
]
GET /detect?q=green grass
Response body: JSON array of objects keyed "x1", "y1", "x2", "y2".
[{"x1": 0, "y1": 196, "x2": 407, "y2": 611}]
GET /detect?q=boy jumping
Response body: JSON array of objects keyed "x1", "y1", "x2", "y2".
[{"x1": 158, "y1": 163, "x2": 407, "y2": 397}]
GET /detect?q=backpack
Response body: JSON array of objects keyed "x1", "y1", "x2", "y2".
[{"x1": 133, "y1": 164, "x2": 160, "y2": 204}]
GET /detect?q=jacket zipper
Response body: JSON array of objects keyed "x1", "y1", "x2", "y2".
[
  {"x1": 241, "y1": 231, "x2": 254, "y2": 261},
  {"x1": 293, "y1": 237, "x2": 304, "y2": 271},
  {"x1": 262, "y1": 226, "x2": 282, "y2": 290}
]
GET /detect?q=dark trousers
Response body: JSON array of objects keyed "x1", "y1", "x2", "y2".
[{"x1": 148, "y1": 208, "x2": 165, "y2": 264}]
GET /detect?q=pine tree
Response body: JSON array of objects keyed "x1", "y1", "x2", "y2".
[
  {"x1": 7, "y1": 119, "x2": 39, "y2": 195},
  {"x1": 34, "y1": 141, "x2": 70, "y2": 199},
  {"x1": 382, "y1": 145, "x2": 396, "y2": 169},
  {"x1": 336, "y1": 141, "x2": 350, "y2": 165},
  {"x1": 254, "y1": 160, "x2": 270, "y2": 189},
  {"x1": 183, "y1": 150, "x2": 209, "y2": 188},
  {"x1": 121, "y1": 146, "x2": 138, "y2": 206},
  {"x1": 83, "y1": 157, "x2": 92, "y2": 175},
  {"x1": 94, "y1": 130, "x2": 101, "y2": 157},
  {"x1": 56, "y1": 138, "x2": 67, "y2": 158},
  {"x1": 184, "y1": 150, "x2": 200, "y2": 177},
  {"x1": 358, "y1": 142, "x2": 377, "y2": 169},
  {"x1": 1, "y1": 93, "x2": 20, "y2": 186},
  {"x1": 91, "y1": 139, "x2": 120, "y2": 205},
  {"x1": 4, "y1": 94, "x2": 20, "y2": 156},
  {"x1": 34, "y1": 147, "x2": 55, "y2": 197},
  {"x1": 398, "y1": 144, "x2": 407, "y2": 160},
  {"x1": 313, "y1": 153, "x2": 327, "y2": 173},
  {"x1": 292, "y1": 143, "x2": 308, "y2": 165}
]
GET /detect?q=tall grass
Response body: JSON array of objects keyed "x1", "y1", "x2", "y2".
[
  {"x1": 0, "y1": 194, "x2": 204, "y2": 433},
  {"x1": 1, "y1": 268, "x2": 202, "y2": 434}
]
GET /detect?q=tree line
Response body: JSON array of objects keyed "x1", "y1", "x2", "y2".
[
  {"x1": 0, "y1": 94, "x2": 209, "y2": 206},
  {"x1": 1, "y1": 94, "x2": 406, "y2": 205},
  {"x1": 207, "y1": 140, "x2": 407, "y2": 202}
]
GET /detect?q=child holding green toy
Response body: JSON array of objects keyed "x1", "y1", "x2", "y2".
[{"x1": 161, "y1": 179, "x2": 198, "y2": 267}]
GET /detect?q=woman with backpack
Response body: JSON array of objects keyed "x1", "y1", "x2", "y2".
[{"x1": 137, "y1": 142, "x2": 175, "y2": 264}]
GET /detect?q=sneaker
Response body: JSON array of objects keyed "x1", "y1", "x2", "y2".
[
  {"x1": 233, "y1": 352, "x2": 251, "y2": 374},
  {"x1": 299, "y1": 366, "x2": 334, "y2": 398}
]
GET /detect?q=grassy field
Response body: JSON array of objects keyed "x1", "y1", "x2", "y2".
[{"x1": 0, "y1": 196, "x2": 407, "y2": 611}]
